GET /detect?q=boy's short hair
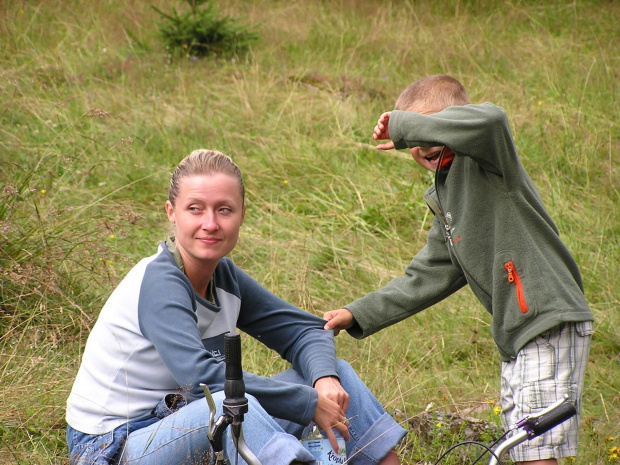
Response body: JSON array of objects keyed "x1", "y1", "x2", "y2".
[{"x1": 395, "y1": 74, "x2": 470, "y2": 112}]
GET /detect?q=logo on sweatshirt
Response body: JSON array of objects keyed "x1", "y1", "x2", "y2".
[{"x1": 444, "y1": 211, "x2": 461, "y2": 244}]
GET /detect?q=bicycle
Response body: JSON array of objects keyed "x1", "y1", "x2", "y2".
[
  {"x1": 201, "y1": 332, "x2": 261, "y2": 465},
  {"x1": 432, "y1": 394, "x2": 576, "y2": 465},
  {"x1": 202, "y1": 333, "x2": 576, "y2": 465}
]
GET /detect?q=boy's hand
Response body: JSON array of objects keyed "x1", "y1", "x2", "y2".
[
  {"x1": 313, "y1": 376, "x2": 351, "y2": 453},
  {"x1": 323, "y1": 309, "x2": 354, "y2": 336},
  {"x1": 372, "y1": 111, "x2": 395, "y2": 150}
]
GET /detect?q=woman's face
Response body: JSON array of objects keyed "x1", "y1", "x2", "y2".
[{"x1": 165, "y1": 173, "x2": 246, "y2": 270}]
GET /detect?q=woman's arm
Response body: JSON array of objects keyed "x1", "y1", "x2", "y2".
[
  {"x1": 233, "y1": 264, "x2": 339, "y2": 384},
  {"x1": 138, "y1": 261, "x2": 320, "y2": 425}
]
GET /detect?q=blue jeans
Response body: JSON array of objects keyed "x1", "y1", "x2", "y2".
[{"x1": 67, "y1": 359, "x2": 407, "y2": 464}]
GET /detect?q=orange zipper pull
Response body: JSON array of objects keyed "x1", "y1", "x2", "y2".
[
  {"x1": 504, "y1": 261, "x2": 529, "y2": 313},
  {"x1": 505, "y1": 262, "x2": 515, "y2": 282}
]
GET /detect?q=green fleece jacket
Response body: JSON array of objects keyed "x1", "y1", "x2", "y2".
[{"x1": 345, "y1": 103, "x2": 593, "y2": 361}]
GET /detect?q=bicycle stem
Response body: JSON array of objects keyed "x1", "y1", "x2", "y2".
[{"x1": 201, "y1": 381, "x2": 263, "y2": 465}]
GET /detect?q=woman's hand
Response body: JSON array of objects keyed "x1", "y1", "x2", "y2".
[
  {"x1": 323, "y1": 309, "x2": 354, "y2": 336},
  {"x1": 373, "y1": 112, "x2": 395, "y2": 150},
  {"x1": 313, "y1": 377, "x2": 351, "y2": 452}
]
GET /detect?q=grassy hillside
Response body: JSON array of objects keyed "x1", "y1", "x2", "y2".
[{"x1": 1, "y1": 0, "x2": 618, "y2": 463}]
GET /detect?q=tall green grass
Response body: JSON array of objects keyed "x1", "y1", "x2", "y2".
[{"x1": 1, "y1": 0, "x2": 618, "y2": 463}]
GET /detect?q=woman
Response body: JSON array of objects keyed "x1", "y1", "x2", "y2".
[{"x1": 66, "y1": 149, "x2": 406, "y2": 464}]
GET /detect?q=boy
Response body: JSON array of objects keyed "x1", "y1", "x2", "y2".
[{"x1": 324, "y1": 75, "x2": 593, "y2": 465}]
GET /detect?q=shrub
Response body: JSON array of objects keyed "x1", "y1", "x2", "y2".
[{"x1": 153, "y1": 0, "x2": 258, "y2": 58}]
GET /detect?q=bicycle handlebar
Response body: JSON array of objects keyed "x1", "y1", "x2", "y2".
[
  {"x1": 202, "y1": 332, "x2": 262, "y2": 465},
  {"x1": 224, "y1": 333, "x2": 245, "y2": 400},
  {"x1": 526, "y1": 400, "x2": 576, "y2": 438},
  {"x1": 487, "y1": 395, "x2": 576, "y2": 465}
]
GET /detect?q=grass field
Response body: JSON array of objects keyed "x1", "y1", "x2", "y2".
[{"x1": 1, "y1": 0, "x2": 618, "y2": 463}]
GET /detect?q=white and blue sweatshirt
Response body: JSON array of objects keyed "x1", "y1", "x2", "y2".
[{"x1": 66, "y1": 238, "x2": 337, "y2": 435}]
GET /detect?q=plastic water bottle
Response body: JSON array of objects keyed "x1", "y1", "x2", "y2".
[{"x1": 300, "y1": 422, "x2": 346, "y2": 465}]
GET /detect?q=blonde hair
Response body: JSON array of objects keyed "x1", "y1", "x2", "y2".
[
  {"x1": 168, "y1": 149, "x2": 245, "y2": 205},
  {"x1": 394, "y1": 74, "x2": 470, "y2": 112}
]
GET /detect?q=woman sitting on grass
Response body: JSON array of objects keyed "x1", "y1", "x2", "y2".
[{"x1": 66, "y1": 149, "x2": 406, "y2": 465}]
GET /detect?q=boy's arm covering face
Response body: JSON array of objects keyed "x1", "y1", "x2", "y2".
[
  {"x1": 344, "y1": 217, "x2": 467, "y2": 338},
  {"x1": 389, "y1": 103, "x2": 517, "y2": 177}
]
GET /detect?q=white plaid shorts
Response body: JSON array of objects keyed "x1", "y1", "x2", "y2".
[{"x1": 499, "y1": 321, "x2": 593, "y2": 461}]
